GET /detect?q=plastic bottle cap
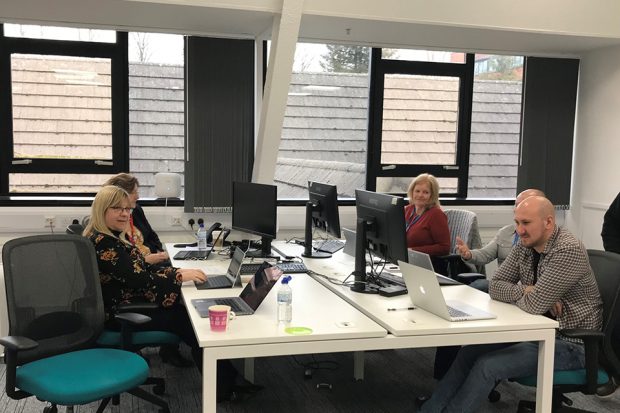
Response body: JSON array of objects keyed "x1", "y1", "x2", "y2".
[{"x1": 282, "y1": 275, "x2": 292, "y2": 284}]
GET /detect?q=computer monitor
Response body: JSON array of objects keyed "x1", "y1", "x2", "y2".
[
  {"x1": 301, "y1": 181, "x2": 341, "y2": 259},
  {"x1": 232, "y1": 181, "x2": 277, "y2": 258},
  {"x1": 352, "y1": 189, "x2": 408, "y2": 293}
]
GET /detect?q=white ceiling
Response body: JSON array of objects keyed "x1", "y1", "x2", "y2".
[{"x1": 2, "y1": 0, "x2": 620, "y2": 56}]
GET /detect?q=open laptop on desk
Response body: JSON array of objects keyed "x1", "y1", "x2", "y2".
[
  {"x1": 407, "y1": 249, "x2": 461, "y2": 286},
  {"x1": 191, "y1": 262, "x2": 283, "y2": 316},
  {"x1": 194, "y1": 247, "x2": 244, "y2": 290},
  {"x1": 399, "y1": 260, "x2": 496, "y2": 322}
]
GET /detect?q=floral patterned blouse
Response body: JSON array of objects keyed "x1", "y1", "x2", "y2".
[{"x1": 89, "y1": 230, "x2": 182, "y2": 321}]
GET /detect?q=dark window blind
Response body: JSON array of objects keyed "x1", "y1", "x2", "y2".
[
  {"x1": 184, "y1": 36, "x2": 254, "y2": 213},
  {"x1": 518, "y1": 57, "x2": 579, "y2": 207}
]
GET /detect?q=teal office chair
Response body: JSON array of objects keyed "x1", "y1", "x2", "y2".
[
  {"x1": 514, "y1": 249, "x2": 620, "y2": 412},
  {"x1": 0, "y1": 234, "x2": 170, "y2": 413}
]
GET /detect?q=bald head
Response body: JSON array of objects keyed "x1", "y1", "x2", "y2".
[
  {"x1": 515, "y1": 188, "x2": 546, "y2": 206},
  {"x1": 514, "y1": 196, "x2": 555, "y2": 252}
]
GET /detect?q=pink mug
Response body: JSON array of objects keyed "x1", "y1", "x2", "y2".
[{"x1": 208, "y1": 305, "x2": 236, "y2": 332}]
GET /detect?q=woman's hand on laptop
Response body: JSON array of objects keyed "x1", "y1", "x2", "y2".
[{"x1": 177, "y1": 268, "x2": 207, "y2": 283}]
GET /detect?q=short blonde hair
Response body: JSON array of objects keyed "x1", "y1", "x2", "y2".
[
  {"x1": 407, "y1": 173, "x2": 441, "y2": 208},
  {"x1": 83, "y1": 185, "x2": 130, "y2": 240}
]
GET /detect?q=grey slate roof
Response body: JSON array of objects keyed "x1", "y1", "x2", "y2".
[{"x1": 10, "y1": 58, "x2": 521, "y2": 199}]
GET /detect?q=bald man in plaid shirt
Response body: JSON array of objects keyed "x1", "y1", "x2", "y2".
[{"x1": 420, "y1": 196, "x2": 603, "y2": 413}]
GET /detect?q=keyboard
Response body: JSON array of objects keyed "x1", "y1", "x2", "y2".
[
  {"x1": 239, "y1": 262, "x2": 308, "y2": 275},
  {"x1": 214, "y1": 297, "x2": 244, "y2": 313},
  {"x1": 206, "y1": 276, "x2": 231, "y2": 287},
  {"x1": 378, "y1": 272, "x2": 405, "y2": 287},
  {"x1": 313, "y1": 239, "x2": 345, "y2": 254},
  {"x1": 447, "y1": 306, "x2": 471, "y2": 318}
]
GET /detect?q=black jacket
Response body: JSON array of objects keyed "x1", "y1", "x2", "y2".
[{"x1": 602, "y1": 192, "x2": 620, "y2": 254}]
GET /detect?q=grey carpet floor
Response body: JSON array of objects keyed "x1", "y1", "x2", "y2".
[{"x1": 1, "y1": 346, "x2": 619, "y2": 412}]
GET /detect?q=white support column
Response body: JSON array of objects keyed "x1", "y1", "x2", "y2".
[{"x1": 252, "y1": 0, "x2": 304, "y2": 184}]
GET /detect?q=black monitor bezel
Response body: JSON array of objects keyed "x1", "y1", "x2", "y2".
[
  {"x1": 308, "y1": 181, "x2": 341, "y2": 239},
  {"x1": 351, "y1": 189, "x2": 408, "y2": 293},
  {"x1": 231, "y1": 181, "x2": 277, "y2": 240}
]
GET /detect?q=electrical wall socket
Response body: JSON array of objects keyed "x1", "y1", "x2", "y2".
[
  {"x1": 44, "y1": 216, "x2": 56, "y2": 228},
  {"x1": 171, "y1": 217, "x2": 182, "y2": 226}
]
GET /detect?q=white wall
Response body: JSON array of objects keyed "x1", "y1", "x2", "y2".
[{"x1": 566, "y1": 44, "x2": 620, "y2": 249}]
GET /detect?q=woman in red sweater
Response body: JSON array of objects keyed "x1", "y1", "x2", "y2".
[{"x1": 404, "y1": 173, "x2": 451, "y2": 274}]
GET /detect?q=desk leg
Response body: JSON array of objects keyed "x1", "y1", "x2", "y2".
[
  {"x1": 202, "y1": 349, "x2": 217, "y2": 413},
  {"x1": 353, "y1": 351, "x2": 365, "y2": 381},
  {"x1": 535, "y1": 333, "x2": 555, "y2": 413},
  {"x1": 244, "y1": 357, "x2": 255, "y2": 383}
]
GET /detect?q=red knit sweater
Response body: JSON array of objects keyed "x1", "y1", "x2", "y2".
[{"x1": 404, "y1": 204, "x2": 451, "y2": 256}]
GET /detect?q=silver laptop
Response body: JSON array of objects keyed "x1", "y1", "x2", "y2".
[
  {"x1": 191, "y1": 262, "x2": 283, "y2": 316},
  {"x1": 407, "y1": 249, "x2": 461, "y2": 286},
  {"x1": 194, "y1": 247, "x2": 245, "y2": 290},
  {"x1": 342, "y1": 228, "x2": 356, "y2": 256},
  {"x1": 398, "y1": 260, "x2": 496, "y2": 322}
]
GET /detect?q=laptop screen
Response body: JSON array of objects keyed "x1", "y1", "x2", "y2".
[
  {"x1": 239, "y1": 262, "x2": 283, "y2": 311},
  {"x1": 227, "y1": 247, "x2": 245, "y2": 277}
]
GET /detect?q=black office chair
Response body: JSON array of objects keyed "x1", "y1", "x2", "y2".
[
  {"x1": 513, "y1": 249, "x2": 620, "y2": 412},
  {"x1": 0, "y1": 234, "x2": 170, "y2": 413}
]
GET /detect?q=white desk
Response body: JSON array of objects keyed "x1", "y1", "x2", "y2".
[
  {"x1": 270, "y1": 241, "x2": 559, "y2": 413},
  {"x1": 167, "y1": 244, "x2": 388, "y2": 413}
]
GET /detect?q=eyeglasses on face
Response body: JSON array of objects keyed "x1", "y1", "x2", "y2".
[{"x1": 109, "y1": 206, "x2": 133, "y2": 214}]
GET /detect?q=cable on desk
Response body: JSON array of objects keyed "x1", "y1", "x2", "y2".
[
  {"x1": 308, "y1": 269, "x2": 354, "y2": 287},
  {"x1": 292, "y1": 354, "x2": 340, "y2": 372}
]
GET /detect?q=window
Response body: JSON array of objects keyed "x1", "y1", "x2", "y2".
[
  {"x1": 0, "y1": 25, "x2": 185, "y2": 198},
  {"x1": 274, "y1": 42, "x2": 370, "y2": 199},
  {"x1": 368, "y1": 49, "x2": 474, "y2": 197},
  {"x1": 367, "y1": 49, "x2": 524, "y2": 200}
]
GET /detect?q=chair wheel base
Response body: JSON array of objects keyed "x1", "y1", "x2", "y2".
[
  {"x1": 43, "y1": 405, "x2": 58, "y2": 413},
  {"x1": 153, "y1": 384, "x2": 165, "y2": 395}
]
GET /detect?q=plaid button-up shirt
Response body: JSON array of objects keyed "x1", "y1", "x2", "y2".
[{"x1": 490, "y1": 226, "x2": 602, "y2": 343}]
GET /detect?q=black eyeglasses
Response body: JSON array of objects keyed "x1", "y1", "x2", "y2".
[{"x1": 109, "y1": 206, "x2": 133, "y2": 214}]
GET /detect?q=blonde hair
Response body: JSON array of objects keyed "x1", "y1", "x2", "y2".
[
  {"x1": 83, "y1": 185, "x2": 130, "y2": 241},
  {"x1": 103, "y1": 173, "x2": 139, "y2": 194},
  {"x1": 407, "y1": 173, "x2": 441, "y2": 208}
]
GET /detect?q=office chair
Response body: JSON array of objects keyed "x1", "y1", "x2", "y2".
[
  {"x1": 513, "y1": 249, "x2": 620, "y2": 413},
  {"x1": 0, "y1": 234, "x2": 170, "y2": 413},
  {"x1": 437, "y1": 209, "x2": 486, "y2": 283},
  {"x1": 62, "y1": 226, "x2": 182, "y2": 394}
]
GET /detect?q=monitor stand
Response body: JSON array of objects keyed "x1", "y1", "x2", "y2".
[
  {"x1": 244, "y1": 236, "x2": 277, "y2": 259},
  {"x1": 301, "y1": 200, "x2": 331, "y2": 259}
]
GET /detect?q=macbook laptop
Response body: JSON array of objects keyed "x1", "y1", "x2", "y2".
[
  {"x1": 398, "y1": 260, "x2": 496, "y2": 322},
  {"x1": 173, "y1": 247, "x2": 213, "y2": 260},
  {"x1": 191, "y1": 262, "x2": 283, "y2": 317},
  {"x1": 194, "y1": 247, "x2": 245, "y2": 290},
  {"x1": 407, "y1": 249, "x2": 461, "y2": 286},
  {"x1": 342, "y1": 228, "x2": 356, "y2": 256}
]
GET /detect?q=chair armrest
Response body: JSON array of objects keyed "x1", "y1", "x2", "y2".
[
  {"x1": 0, "y1": 335, "x2": 39, "y2": 352},
  {"x1": 560, "y1": 329, "x2": 604, "y2": 394},
  {"x1": 455, "y1": 272, "x2": 486, "y2": 283},
  {"x1": 116, "y1": 302, "x2": 159, "y2": 313},
  {"x1": 115, "y1": 312, "x2": 151, "y2": 326}
]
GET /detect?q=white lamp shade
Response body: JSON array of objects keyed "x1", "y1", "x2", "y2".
[{"x1": 154, "y1": 173, "x2": 181, "y2": 198}]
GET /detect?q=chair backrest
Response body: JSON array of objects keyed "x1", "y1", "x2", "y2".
[
  {"x1": 2, "y1": 234, "x2": 104, "y2": 365},
  {"x1": 443, "y1": 209, "x2": 482, "y2": 254},
  {"x1": 587, "y1": 249, "x2": 620, "y2": 377}
]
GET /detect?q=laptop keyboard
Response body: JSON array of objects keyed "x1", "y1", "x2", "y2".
[
  {"x1": 313, "y1": 239, "x2": 345, "y2": 254},
  {"x1": 447, "y1": 306, "x2": 471, "y2": 318},
  {"x1": 214, "y1": 298, "x2": 244, "y2": 313},
  {"x1": 240, "y1": 262, "x2": 308, "y2": 274},
  {"x1": 206, "y1": 275, "x2": 230, "y2": 287}
]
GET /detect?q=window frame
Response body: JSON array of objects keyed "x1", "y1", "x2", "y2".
[
  {"x1": 0, "y1": 25, "x2": 129, "y2": 196},
  {"x1": 366, "y1": 48, "x2": 475, "y2": 198}
]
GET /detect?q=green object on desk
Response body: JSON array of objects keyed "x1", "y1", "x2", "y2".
[{"x1": 284, "y1": 326, "x2": 313, "y2": 335}]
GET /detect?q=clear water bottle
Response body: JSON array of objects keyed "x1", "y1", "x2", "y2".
[
  {"x1": 277, "y1": 275, "x2": 293, "y2": 323},
  {"x1": 197, "y1": 223, "x2": 208, "y2": 251}
]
